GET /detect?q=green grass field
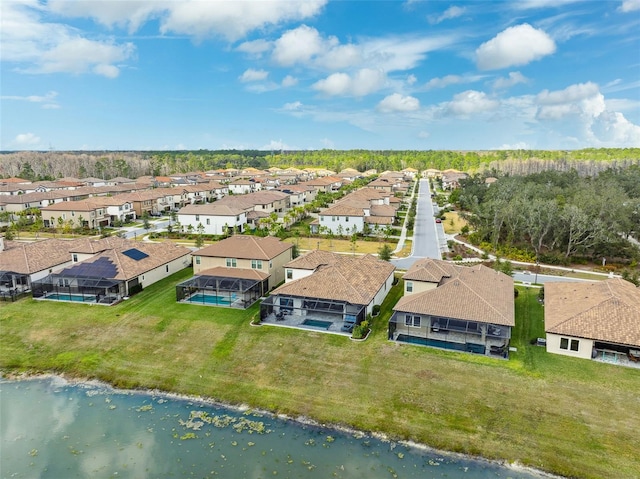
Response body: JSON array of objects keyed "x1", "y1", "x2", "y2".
[{"x1": 1, "y1": 273, "x2": 638, "y2": 479}]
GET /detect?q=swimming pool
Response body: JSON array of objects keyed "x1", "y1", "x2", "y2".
[
  {"x1": 187, "y1": 293, "x2": 234, "y2": 306},
  {"x1": 43, "y1": 293, "x2": 95, "y2": 303},
  {"x1": 302, "y1": 319, "x2": 333, "y2": 330},
  {"x1": 395, "y1": 335, "x2": 486, "y2": 354}
]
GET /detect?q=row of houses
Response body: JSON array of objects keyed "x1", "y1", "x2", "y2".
[{"x1": 3, "y1": 231, "x2": 636, "y2": 366}]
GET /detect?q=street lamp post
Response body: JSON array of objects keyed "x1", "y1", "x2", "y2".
[{"x1": 535, "y1": 260, "x2": 539, "y2": 285}]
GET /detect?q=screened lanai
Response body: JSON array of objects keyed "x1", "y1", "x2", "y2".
[
  {"x1": 260, "y1": 294, "x2": 365, "y2": 333},
  {"x1": 176, "y1": 267, "x2": 268, "y2": 308},
  {"x1": 31, "y1": 257, "x2": 123, "y2": 304},
  {"x1": 0, "y1": 270, "x2": 30, "y2": 301}
]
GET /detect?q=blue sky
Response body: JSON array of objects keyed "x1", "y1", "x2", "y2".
[{"x1": 1, "y1": 0, "x2": 639, "y2": 151}]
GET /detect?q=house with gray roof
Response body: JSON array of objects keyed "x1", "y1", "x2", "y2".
[
  {"x1": 260, "y1": 252, "x2": 395, "y2": 334},
  {"x1": 544, "y1": 278, "x2": 640, "y2": 364},
  {"x1": 390, "y1": 259, "x2": 515, "y2": 357}
]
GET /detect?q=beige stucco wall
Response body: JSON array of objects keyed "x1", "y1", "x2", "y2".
[
  {"x1": 193, "y1": 248, "x2": 291, "y2": 291},
  {"x1": 404, "y1": 280, "x2": 437, "y2": 295},
  {"x1": 546, "y1": 333, "x2": 593, "y2": 360},
  {"x1": 136, "y1": 254, "x2": 192, "y2": 291}
]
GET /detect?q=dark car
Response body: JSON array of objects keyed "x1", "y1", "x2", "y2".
[{"x1": 435, "y1": 218, "x2": 442, "y2": 223}]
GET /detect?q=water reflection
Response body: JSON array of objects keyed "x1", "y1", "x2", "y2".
[{"x1": 0, "y1": 377, "x2": 548, "y2": 478}]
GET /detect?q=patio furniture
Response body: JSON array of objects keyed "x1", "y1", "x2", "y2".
[{"x1": 628, "y1": 349, "x2": 640, "y2": 362}]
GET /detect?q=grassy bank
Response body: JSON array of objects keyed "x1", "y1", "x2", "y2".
[{"x1": 1, "y1": 274, "x2": 638, "y2": 478}]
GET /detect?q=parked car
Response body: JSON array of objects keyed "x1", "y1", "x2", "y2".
[{"x1": 435, "y1": 218, "x2": 442, "y2": 223}]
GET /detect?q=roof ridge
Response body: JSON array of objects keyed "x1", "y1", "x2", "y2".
[{"x1": 443, "y1": 274, "x2": 509, "y2": 322}]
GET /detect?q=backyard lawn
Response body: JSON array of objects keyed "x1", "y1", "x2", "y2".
[{"x1": 1, "y1": 275, "x2": 638, "y2": 479}]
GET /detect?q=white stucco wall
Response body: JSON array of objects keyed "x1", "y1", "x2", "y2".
[
  {"x1": 284, "y1": 268, "x2": 315, "y2": 283},
  {"x1": 318, "y1": 215, "x2": 364, "y2": 234},
  {"x1": 367, "y1": 271, "x2": 395, "y2": 314},
  {"x1": 178, "y1": 212, "x2": 247, "y2": 235},
  {"x1": 546, "y1": 333, "x2": 594, "y2": 360}
]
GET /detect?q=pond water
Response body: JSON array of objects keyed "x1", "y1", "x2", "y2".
[{"x1": 1, "y1": 377, "x2": 549, "y2": 479}]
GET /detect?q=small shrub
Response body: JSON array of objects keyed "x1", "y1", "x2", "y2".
[
  {"x1": 352, "y1": 320, "x2": 370, "y2": 340},
  {"x1": 372, "y1": 305, "x2": 381, "y2": 316}
]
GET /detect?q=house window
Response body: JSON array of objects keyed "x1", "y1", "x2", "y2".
[
  {"x1": 320, "y1": 216, "x2": 325, "y2": 221},
  {"x1": 251, "y1": 259, "x2": 263, "y2": 270},
  {"x1": 345, "y1": 216, "x2": 349, "y2": 222},
  {"x1": 405, "y1": 314, "x2": 420, "y2": 327},
  {"x1": 570, "y1": 339, "x2": 579, "y2": 351},
  {"x1": 166, "y1": 265, "x2": 169, "y2": 273},
  {"x1": 332, "y1": 216, "x2": 336, "y2": 222},
  {"x1": 560, "y1": 338, "x2": 569, "y2": 350},
  {"x1": 226, "y1": 258, "x2": 237, "y2": 268},
  {"x1": 269, "y1": 260, "x2": 273, "y2": 269},
  {"x1": 72, "y1": 253, "x2": 78, "y2": 262},
  {"x1": 406, "y1": 281, "x2": 413, "y2": 293},
  {"x1": 206, "y1": 218, "x2": 210, "y2": 225},
  {"x1": 195, "y1": 215, "x2": 199, "y2": 221},
  {"x1": 195, "y1": 256, "x2": 200, "y2": 265},
  {"x1": 286, "y1": 269, "x2": 293, "y2": 279}
]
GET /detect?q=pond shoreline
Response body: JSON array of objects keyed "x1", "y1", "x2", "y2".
[{"x1": 1, "y1": 370, "x2": 562, "y2": 479}]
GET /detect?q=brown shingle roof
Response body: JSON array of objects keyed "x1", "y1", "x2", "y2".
[
  {"x1": 394, "y1": 264, "x2": 514, "y2": 326},
  {"x1": 179, "y1": 203, "x2": 246, "y2": 216},
  {"x1": 544, "y1": 278, "x2": 640, "y2": 347},
  {"x1": 273, "y1": 254, "x2": 394, "y2": 305},
  {"x1": 196, "y1": 236, "x2": 292, "y2": 261},
  {"x1": 321, "y1": 204, "x2": 364, "y2": 216},
  {"x1": 284, "y1": 249, "x2": 343, "y2": 270}
]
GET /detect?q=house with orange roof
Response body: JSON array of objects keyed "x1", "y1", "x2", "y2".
[
  {"x1": 260, "y1": 251, "x2": 395, "y2": 333},
  {"x1": 544, "y1": 278, "x2": 640, "y2": 364},
  {"x1": 176, "y1": 236, "x2": 293, "y2": 308},
  {"x1": 390, "y1": 258, "x2": 515, "y2": 357}
]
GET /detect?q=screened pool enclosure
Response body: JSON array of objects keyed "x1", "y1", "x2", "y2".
[
  {"x1": 31, "y1": 257, "x2": 123, "y2": 304},
  {"x1": 176, "y1": 273, "x2": 267, "y2": 309}
]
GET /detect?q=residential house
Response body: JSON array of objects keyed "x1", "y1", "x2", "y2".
[
  {"x1": 177, "y1": 203, "x2": 247, "y2": 235},
  {"x1": 41, "y1": 199, "x2": 110, "y2": 229},
  {"x1": 544, "y1": 278, "x2": 640, "y2": 364},
  {"x1": 0, "y1": 237, "x2": 86, "y2": 296},
  {"x1": 229, "y1": 178, "x2": 261, "y2": 194},
  {"x1": 389, "y1": 259, "x2": 515, "y2": 357},
  {"x1": 260, "y1": 252, "x2": 395, "y2": 333},
  {"x1": 31, "y1": 237, "x2": 191, "y2": 304},
  {"x1": 177, "y1": 236, "x2": 293, "y2": 308}
]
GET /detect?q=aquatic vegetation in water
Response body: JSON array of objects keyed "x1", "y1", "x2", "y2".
[
  {"x1": 137, "y1": 404, "x2": 153, "y2": 412},
  {"x1": 180, "y1": 411, "x2": 271, "y2": 435}
]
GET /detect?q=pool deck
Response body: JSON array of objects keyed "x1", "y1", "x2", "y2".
[{"x1": 261, "y1": 312, "x2": 353, "y2": 336}]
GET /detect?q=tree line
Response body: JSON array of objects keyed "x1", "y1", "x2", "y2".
[
  {"x1": 454, "y1": 167, "x2": 640, "y2": 267},
  {"x1": 1, "y1": 148, "x2": 638, "y2": 181}
]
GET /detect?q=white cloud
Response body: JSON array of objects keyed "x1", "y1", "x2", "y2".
[
  {"x1": 272, "y1": 24, "x2": 326, "y2": 66},
  {"x1": 476, "y1": 24, "x2": 556, "y2": 70},
  {"x1": 236, "y1": 39, "x2": 272, "y2": 57},
  {"x1": 1, "y1": 2, "x2": 134, "y2": 77},
  {"x1": 428, "y1": 5, "x2": 466, "y2": 24},
  {"x1": 494, "y1": 141, "x2": 532, "y2": 150},
  {"x1": 270, "y1": 25, "x2": 456, "y2": 73},
  {"x1": 239, "y1": 68, "x2": 269, "y2": 82},
  {"x1": 492, "y1": 71, "x2": 528, "y2": 90},
  {"x1": 50, "y1": 0, "x2": 327, "y2": 41},
  {"x1": 425, "y1": 74, "x2": 464, "y2": 89},
  {"x1": 1, "y1": 90, "x2": 59, "y2": 108},
  {"x1": 418, "y1": 131, "x2": 430, "y2": 139},
  {"x1": 281, "y1": 75, "x2": 298, "y2": 87},
  {"x1": 444, "y1": 90, "x2": 499, "y2": 117},
  {"x1": 406, "y1": 74, "x2": 417, "y2": 85},
  {"x1": 535, "y1": 82, "x2": 640, "y2": 146},
  {"x1": 14, "y1": 132, "x2": 41, "y2": 146},
  {"x1": 261, "y1": 139, "x2": 292, "y2": 151},
  {"x1": 619, "y1": 0, "x2": 640, "y2": 12},
  {"x1": 377, "y1": 93, "x2": 420, "y2": 113},
  {"x1": 312, "y1": 69, "x2": 386, "y2": 97},
  {"x1": 282, "y1": 101, "x2": 303, "y2": 111}
]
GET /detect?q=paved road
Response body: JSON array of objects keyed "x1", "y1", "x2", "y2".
[
  {"x1": 513, "y1": 272, "x2": 592, "y2": 284},
  {"x1": 121, "y1": 218, "x2": 172, "y2": 239},
  {"x1": 392, "y1": 179, "x2": 441, "y2": 270}
]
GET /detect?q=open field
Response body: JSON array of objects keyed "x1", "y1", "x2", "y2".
[
  {"x1": 1, "y1": 274, "x2": 639, "y2": 479},
  {"x1": 284, "y1": 236, "x2": 396, "y2": 255},
  {"x1": 443, "y1": 211, "x2": 468, "y2": 234}
]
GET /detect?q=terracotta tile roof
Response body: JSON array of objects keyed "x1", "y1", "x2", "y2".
[
  {"x1": 370, "y1": 204, "x2": 396, "y2": 217},
  {"x1": 197, "y1": 266, "x2": 269, "y2": 281},
  {"x1": 544, "y1": 278, "x2": 640, "y2": 347},
  {"x1": 394, "y1": 264, "x2": 515, "y2": 326},
  {"x1": 284, "y1": 249, "x2": 344, "y2": 270},
  {"x1": 0, "y1": 238, "x2": 87, "y2": 274},
  {"x1": 273, "y1": 253, "x2": 395, "y2": 305},
  {"x1": 365, "y1": 216, "x2": 393, "y2": 225},
  {"x1": 321, "y1": 204, "x2": 364, "y2": 216},
  {"x1": 217, "y1": 190, "x2": 290, "y2": 209},
  {"x1": 196, "y1": 236, "x2": 292, "y2": 261},
  {"x1": 62, "y1": 238, "x2": 191, "y2": 281},
  {"x1": 403, "y1": 258, "x2": 460, "y2": 283}
]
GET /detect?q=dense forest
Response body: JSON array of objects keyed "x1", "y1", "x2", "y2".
[
  {"x1": 453, "y1": 167, "x2": 640, "y2": 269},
  {"x1": 0, "y1": 148, "x2": 638, "y2": 181}
]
